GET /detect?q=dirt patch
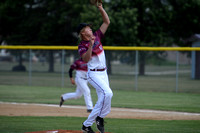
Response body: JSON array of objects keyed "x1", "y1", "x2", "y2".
[
  {"x1": 25, "y1": 129, "x2": 110, "y2": 133},
  {"x1": 26, "y1": 130, "x2": 83, "y2": 133},
  {"x1": 0, "y1": 102, "x2": 200, "y2": 120}
]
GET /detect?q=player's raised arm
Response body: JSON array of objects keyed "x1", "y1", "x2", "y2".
[{"x1": 98, "y1": 4, "x2": 110, "y2": 35}]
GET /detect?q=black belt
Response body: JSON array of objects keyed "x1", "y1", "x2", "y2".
[
  {"x1": 90, "y1": 68, "x2": 106, "y2": 71},
  {"x1": 81, "y1": 77, "x2": 87, "y2": 80}
]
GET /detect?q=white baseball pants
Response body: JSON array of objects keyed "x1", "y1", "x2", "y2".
[
  {"x1": 83, "y1": 70, "x2": 113, "y2": 127},
  {"x1": 62, "y1": 77, "x2": 93, "y2": 110}
]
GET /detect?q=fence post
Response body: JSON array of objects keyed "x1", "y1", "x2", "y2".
[
  {"x1": 61, "y1": 50, "x2": 65, "y2": 88},
  {"x1": 176, "y1": 51, "x2": 179, "y2": 93},
  {"x1": 135, "y1": 50, "x2": 138, "y2": 91},
  {"x1": 29, "y1": 49, "x2": 32, "y2": 86}
]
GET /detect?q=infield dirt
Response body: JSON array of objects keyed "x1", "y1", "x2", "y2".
[
  {"x1": 1, "y1": 102, "x2": 200, "y2": 133},
  {"x1": 1, "y1": 102, "x2": 200, "y2": 120}
]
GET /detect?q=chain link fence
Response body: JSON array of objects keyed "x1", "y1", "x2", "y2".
[{"x1": 0, "y1": 47, "x2": 199, "y2": 93}]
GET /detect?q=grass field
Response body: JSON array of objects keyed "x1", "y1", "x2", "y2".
[
  {"x1": 0, "y1": 85, "x2": 199, "y2": 113},
  {"x1": 0, "y1": 85, "x2": 200, "y2": 133},
  {"x1": 0, "y1": 116, "x2": 200, "y2": 133},
  {"x1": 0, "y1": 62, "x2": 200, "y2": 133}
]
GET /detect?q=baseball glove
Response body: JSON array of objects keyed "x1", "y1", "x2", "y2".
[{"x1": 90, "y1": 0, "x2": 102, "y2": 6}]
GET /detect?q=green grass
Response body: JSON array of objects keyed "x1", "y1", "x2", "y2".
[
  {"x1": 0, "y1": 85, "x2": 200, "y2": 113},
  {"x1": 0, "y1": 116, "x2": 200, "y2": 133},
  {"x1": 1, "y1": 58, "x2": 199, "y2": 133},
  {"x1": 0, "y1": 70, "x2": 200, "y2": 93},
  {"x1": 0, "y1": 71, "x2": 200, "y2": 133}
]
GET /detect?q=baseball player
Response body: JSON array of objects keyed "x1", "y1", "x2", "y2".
[
  {"x1": 77, "y1": 3, "x2": 113, "y2": 133},
  {"x1": 59, "y1": 58, "x2": 93, "y2": 113}
]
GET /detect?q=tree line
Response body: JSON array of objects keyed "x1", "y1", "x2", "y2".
[{"x1": 0, "y1": 0, "x2": 199, "y2": 74}]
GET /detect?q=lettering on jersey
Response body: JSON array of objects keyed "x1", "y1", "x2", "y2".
[
  {"x1": 71, "y1": 59, "x2": 88, "y2": 71},
  {"x1": 78, "y1": 47, "x2": 87, "y2": 56},
  {"x1": 99, "y1": 45, "x2": 103, "y2": 50},
  {"x1": 78, "y1": 47, "x2": 86, "y2": 53},
  {"x1": 93, "y1": 41, "x2": 100, "y2": 48},
  {"x1": 80, "y1": 63, "x2": 87, "y2": 68}
]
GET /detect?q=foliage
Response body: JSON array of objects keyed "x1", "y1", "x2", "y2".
[
  {"x1": 167, "y1": 0, "x2": 200, "y2": 45},
  {"x1": 80, "y1": 0, "x2": 139, "y2": 46},
  {"x1": 1, "y1": 0, "x2": 199, "y2": 73},
  {"x1": 1, "y1": 0, "x2": 199, "y2": 46},
  {"x1": 0, "y1": 0, "x2": 81, "y2": 45}
]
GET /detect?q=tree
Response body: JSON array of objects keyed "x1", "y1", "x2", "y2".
[
  {"x1": 0, "y1": 0, "x2": 84, "y2": 72},
  {"x1": 1, "y1": 0, "x2": 199, "y2": 74},
  {"x1": 0, "y1": 0, "x2": 31, "y2": 71},
  {"x1": 167, "y1": 0, "x2": 200, "y2": 44}
]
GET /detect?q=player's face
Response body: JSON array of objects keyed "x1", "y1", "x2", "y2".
[{"x1": 81, "y1": 26, "x2": 93, "y2": 37}]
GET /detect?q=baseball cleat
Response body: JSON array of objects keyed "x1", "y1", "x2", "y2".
[
  {"x1": 82, "y1": 124, "x2": 95, "y2": 133},
  {"x1": 59, "y1": 96, "x2": 64, "y2": 107},
  {"x1": 96, "y1": 116, "x2": 104, "y2": 133},
  {"x1": 87, "y1": 109, "x2": 92, "y2": 113}
]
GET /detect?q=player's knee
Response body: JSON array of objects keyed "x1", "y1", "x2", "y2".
[
  {"x1": 105, "y1": 91, "x2": 113, "y2": 99},
  {"x1": 84, "y1": 89, "x2": 90, "y2": 95},
  {"x1": 75, "y1": 93, "x2": 82, "y2": 99}
]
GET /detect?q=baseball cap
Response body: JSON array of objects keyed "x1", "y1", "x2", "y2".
[{"x1": 76, "y1": 23, "x2": 92, "y2": 34}]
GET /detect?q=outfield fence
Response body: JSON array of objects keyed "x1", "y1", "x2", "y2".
[{"x1": 0, "y1": 46, "x2": 200, "y2": 93}]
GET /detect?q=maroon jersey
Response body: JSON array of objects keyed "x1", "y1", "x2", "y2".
[
  {"x1": 78, "y1": 29, "x2": 106, "y2": 69},
  {"x1": 70, "y1": 59, "x2": 87, "y2": 72}
]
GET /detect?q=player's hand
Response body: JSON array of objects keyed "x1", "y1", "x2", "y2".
[
  {"x1": 70, "y1": 78, "x2": 75, "y2": 85},
  {"x1": 97, "y1": 3, "x2": 102, "y2": 8},
  {"x1": 89, "y1": 36, "x2": 95, "y2": 48},
  {"x1": 96, "y1": 0, "x2": 103, "y2": 8}
]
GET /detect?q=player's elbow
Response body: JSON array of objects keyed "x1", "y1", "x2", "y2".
[
  {"x1": 107, "y1": 19, "x2": 110, "y2": 25},
  {"x1": 82, "y1": 56, "x2": 90, "y2": 63},
  {"x1": 82, "y1": 51, "x2": 91, "y2": 63},
  {"x1": 83, "y1": 59, "x2": 89, "y2": 63},
  {"x1": 105, "y1": 20, "x2": 110, "y2": 26}
]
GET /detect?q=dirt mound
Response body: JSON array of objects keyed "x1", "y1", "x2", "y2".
[
  {"x1": 26, "y1": 130, "x2": 110, "y2": 133},
  {"x1": 26, "y1": 130, "x2": 82, "y2": 133}
]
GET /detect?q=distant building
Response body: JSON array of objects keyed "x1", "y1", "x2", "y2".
[{"x1": 184, "y1": 34, "x2": 200, "y2": 79}]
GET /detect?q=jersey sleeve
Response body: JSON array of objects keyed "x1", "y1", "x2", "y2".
[
  {"x1": 70, "y1": 62, "x2": 77, "y2": 69},
  {"x1": 69, "y1": 62, "x2": 76, "y2": 78},
  {"x1": 68, "y1": 68, "x2": 74, "y2": 78},
  {"x1": 78, "y1": 44, "x2": 88, "y2": 57}
]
